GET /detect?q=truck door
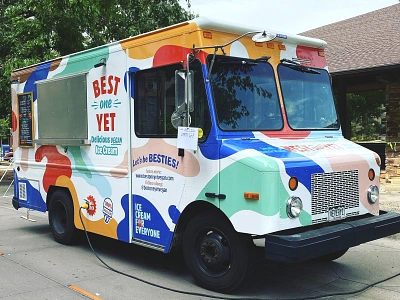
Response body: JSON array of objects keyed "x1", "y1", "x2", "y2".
[
  {"x1": 130, "y1": 60, "x2": 214, "y2": 252},
  {"x1": 130, "y1": 59, "x2": 212, "y2": 251},
  {"x1": 129, "y1": 63, "x2": 183, "y2": 251}
]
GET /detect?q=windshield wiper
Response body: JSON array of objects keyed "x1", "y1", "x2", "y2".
[
  {"x1": 220, "y1": 60, "x2": 258, "y2": 66},
  {"x1": 255, "y1": 56, "x2": 271, "y2": 62},
  {"x1": 218, "y1": 56, "x2": 273, "y2": 67},
  {"x1": 280, "y1": 59, "x2": 320, "y2": 74},
  {"x1": 323, "y1": 120, "x2": 339, "y2": 129}
]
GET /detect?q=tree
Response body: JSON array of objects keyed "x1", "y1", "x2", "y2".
[
  {"x1": 0, "y1": 117, "x2": 11, "y2": 146},
  {"x1": 347, "y1": 90, "x2": 385, "y2": 140},
  {"x1": 0, "y1": 0, "x2": 195, "y2": 120}
]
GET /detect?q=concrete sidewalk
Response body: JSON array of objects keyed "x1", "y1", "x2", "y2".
[
  {"x1": 0, "y1": 161, "x2": 14, "y2": 182},
  {"x1": 1, "y1": 174, "x2": 400, "y2": 299},
  {"x1": 380, "y1": 182, "x2": 400, "y2": 213}
]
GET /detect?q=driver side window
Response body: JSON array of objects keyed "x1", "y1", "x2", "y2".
[
  {"x1": 134, "y1": 60, "x2": 211, "y2": 141},
  {"x1": 135, "y1": 64, "x2": 180, "y2": 136}
]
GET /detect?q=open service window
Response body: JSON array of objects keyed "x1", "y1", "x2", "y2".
[{"x1": 35, "y1": 72, "x2": 89, "y2": 145}]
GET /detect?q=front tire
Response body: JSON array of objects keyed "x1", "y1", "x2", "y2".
[
  {"x1": 48, "y1": 189, "x2": 78, "y2": 244},
  {"x1": 183, "y1": 212, "x2": 253, "y2": 293}
]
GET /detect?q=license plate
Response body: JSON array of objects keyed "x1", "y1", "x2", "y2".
[{"x1": 328, "y1": 206, "x2": 346, "y2": 222}]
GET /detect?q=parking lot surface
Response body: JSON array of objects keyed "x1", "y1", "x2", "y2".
[{"x1": 1, "y1": 171, "x2": 400, "y2": 299}]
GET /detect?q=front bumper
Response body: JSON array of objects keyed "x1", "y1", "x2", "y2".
[{"x1": 265, "y1": 211, "x2": 400, "y2": 262}]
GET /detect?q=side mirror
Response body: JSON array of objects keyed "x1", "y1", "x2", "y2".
[
  {"x1": 173, "y1": 70, "x2": 194, "y2": 129},
  {"x1": 175, "y1": 70, "x2": 194, "y2": 112},
  {"x1": 175, "y1": 70, "x2": 186, "y2": 111},
  {"x1": 186, "y1": 71, "x2": 194, "y2": 113}
]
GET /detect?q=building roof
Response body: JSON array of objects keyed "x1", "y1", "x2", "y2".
[{"x1": 301, "y1": 3, "x2": 400, "y2": 74}]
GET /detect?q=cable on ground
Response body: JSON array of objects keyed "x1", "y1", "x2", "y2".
[{"x1": 79, "y1": 207, "x2": 400, "y2": 300}]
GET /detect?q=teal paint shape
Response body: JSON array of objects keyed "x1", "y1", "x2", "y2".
[
  {"x1": 218, "y1": 156, "x2": 287, "y2": 218},
  {"x1": 299, "y1": 210, "x2": 312, "y2": 225},
  {"x1": 198, "y1": 155, "x2": 312, "y2": 227},
  {"x1": 55, "y1": 47, "x2": 110, "y2": 77},
  {"x1": 196, "y1": 176, "x2": 220, "y2": 208},
  {"x1": 68, "y1": 147, "x2": 112, "y2": 198},
  {"x1": 69, "y1": 147, "x2": 92, "y2": 178}
]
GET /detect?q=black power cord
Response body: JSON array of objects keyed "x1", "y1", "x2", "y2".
[{"x1": 78, "y1": 207, "x2": 400, "y2": 300}]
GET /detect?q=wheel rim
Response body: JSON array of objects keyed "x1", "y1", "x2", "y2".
[
  {"x1": 194, "y1": 229, "x2": 232, "y2": 277},
  {"x1": 52, "y1": 200, "x2": 68, "y2": 235}
]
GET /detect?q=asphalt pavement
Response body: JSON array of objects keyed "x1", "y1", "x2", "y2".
[{"x1": 1, "y1": 163, "x2": 400, "y2": 299}]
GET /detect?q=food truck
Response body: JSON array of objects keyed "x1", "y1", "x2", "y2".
[{"x1": 11, "y1": 17, "x2": 400, "y2": 292}]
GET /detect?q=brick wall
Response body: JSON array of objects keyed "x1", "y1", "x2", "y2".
[{"x1": 385, "y1": 82, "x2": 400, "y2": 181}]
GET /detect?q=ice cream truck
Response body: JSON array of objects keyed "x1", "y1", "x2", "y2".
[{"x1": 11, "y1": 17, "x2": 400, "y2": 292}]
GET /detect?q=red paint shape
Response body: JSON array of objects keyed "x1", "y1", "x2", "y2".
[
  {"x1": 296, "y1": 46, "x2": 327, "y2": 68},
  {"x1": 86, "y1": 195, "x2": 97, "y2": 216},
  {"x1": 260, "y1": 127, "x2": 311, "y2": 140},
  {"x1": 35, "y1": 146, "x2": 72, "y2": 192},
  {"x1": 153, "y1": 45, "x2": 208, "y2": 67},
  {"x1": 12, "y1": 111, "x2": 17, "y2": 132}
]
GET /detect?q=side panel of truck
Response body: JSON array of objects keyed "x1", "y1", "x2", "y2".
[{"x1": 11, "y1": 43, "x2": 133, "y2": 241}]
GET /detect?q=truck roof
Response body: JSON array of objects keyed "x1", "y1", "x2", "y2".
[
  {"x1": 12, "y1": 17, "x2": 327, "y2": 73},
  {"x1": 191, "y1": 17, "x2": 327, "y2": 49}
]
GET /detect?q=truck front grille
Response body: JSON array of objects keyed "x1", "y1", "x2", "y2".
[{"x1": 311, "y1": 170, "x2": 359, "y2": 224}]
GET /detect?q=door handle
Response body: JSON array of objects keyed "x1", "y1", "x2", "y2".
[{"x1": 205, "y1": 192, "x2": 226, "y2": 200}]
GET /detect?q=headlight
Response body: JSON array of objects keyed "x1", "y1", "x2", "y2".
[
  {"x1": 286, "y1": 196, "x2": 303, "y2": 218},
  {"x1": 367, "y1": 185, "x2": 379, "y2": 204}
]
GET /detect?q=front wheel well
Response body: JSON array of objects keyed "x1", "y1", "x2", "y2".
[
  {"x1": 46, "y1": 186, "x2": 71, "y2": 211},
  {"x1": 172, "y1": 201, "x2": 231, "y2": 247}
]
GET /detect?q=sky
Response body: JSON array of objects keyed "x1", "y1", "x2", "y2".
[{"x1": 180, "y1": 0, "x2": 399, "y2": 34}]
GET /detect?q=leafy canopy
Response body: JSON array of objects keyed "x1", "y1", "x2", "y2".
[
  {"x1": 0, "y1": 0, "x2": 195, "y2": 133},
  {"x1": 347, "y1": 90, "x2": 386, "y2": 140}
]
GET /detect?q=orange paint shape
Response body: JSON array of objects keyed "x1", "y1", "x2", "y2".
[
  {"x1": 20, "y1": 148, "x2": 30, "y2": 171},
  {"x1": 110, "y1": 150, "x2": 129, "y2": 179},
  {"x1": 324, "y1": 152, "x2": 380, "y2": 213},
  {"x1": 137, "y1": 139, "x2": 199, "y2": 176},
  {"x1": 111, "y1": 139, "x2": 201, "y2": 178},
  {"x1": 55, "y1": 176, "x2": 118, "y2": 239}
]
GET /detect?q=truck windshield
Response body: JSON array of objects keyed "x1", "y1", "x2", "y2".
[
  {"x1": 208, "y1": 55, "x2": 282, "y2": 131},
  {"x1": 278, "y1": 63, "x2": 339, "y2": 130}
]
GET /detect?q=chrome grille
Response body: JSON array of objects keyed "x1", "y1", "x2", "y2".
[
  {"x1": 311, "y1": 170, "x2": 359, "y2": 216},
  {"x1": 312, "y1": 217, "x2": 327, "y2": 225},
  {"x1": 346, "y1": 211, "x2": 360, "y2": 218},
  {"x1": 311, "y1": 212, "x2": 360, "y2": 225}
]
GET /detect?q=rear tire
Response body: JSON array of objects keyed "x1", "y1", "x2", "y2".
[
  {"x1": 48, "y1": 189, "x2": 78, "y2": 244},
  {"x1": 183, "y1": 212, "x2": 253, "y2": 293},
  {"x1": 314, "y1": 248, "x2": 349, "y2": 262}
]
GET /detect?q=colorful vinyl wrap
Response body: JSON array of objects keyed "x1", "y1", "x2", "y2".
[{"x1": 11, "y1": 17, "x2": 380, "y2": 253}]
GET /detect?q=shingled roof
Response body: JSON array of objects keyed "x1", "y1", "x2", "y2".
[{"x1": 301, "y1": 3, "x2": 400, "y2": 74}]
